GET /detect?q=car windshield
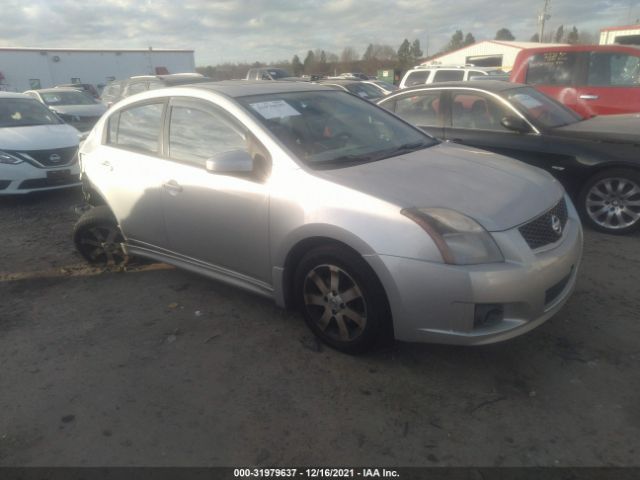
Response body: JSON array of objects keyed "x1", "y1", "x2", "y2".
[
  {"x1": 0, "y1": 98, "x2": 62, "y2": 128},
  {"x1": 40, "y1": 91, "x2": 97, "y2": 106},
  {"x1": 267, "y1": 69, "x2": 290, "y2": 79},
  {"x1": 504, "y1": 86, "x2": 582, "y2": 128},
  {"x1": 238, "y1": 90, "x2": 436, "y2": 169}
]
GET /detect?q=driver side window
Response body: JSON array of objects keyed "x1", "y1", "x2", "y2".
[
  {"x1": 167, "y1": 104, "x2": 248, "y2": 167},
  {"x1": 450, "y1": 92, "x2": 510, "y2": 131}
]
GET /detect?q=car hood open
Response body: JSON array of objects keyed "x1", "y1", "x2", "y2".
[
  {"x1": 551, "y1": 113, "x2": 640, "y2": 145},
  {"x1": 315, "y1": 143, "x2": 565, "y2": 232}
]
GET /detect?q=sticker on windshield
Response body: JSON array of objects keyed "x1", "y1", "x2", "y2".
[
  {"x1": 250, "y1": 100, "x2": 301, "y2": 119},
  {"x1": 512, "y1": 94, "x2": 543, "y2": 109}
]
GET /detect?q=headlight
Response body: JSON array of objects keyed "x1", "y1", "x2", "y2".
[
  {"x1": 0, "y1": 151, "x2": 23, "y2": 165},
  {"x1": 401, "y1": 207, "x2": 504, "y2": 265}
]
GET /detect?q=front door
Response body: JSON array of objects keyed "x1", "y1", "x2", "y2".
[{"x1": 160, "y1": 97, "x2": 271, "y2": 283}]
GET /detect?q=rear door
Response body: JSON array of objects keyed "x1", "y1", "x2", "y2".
[
  {"x1": 522, "y1": 51, "x2": 587, "y2": 116},
  {"x1": 580, "y1": 50, "x2": 640, "y2": 115}
]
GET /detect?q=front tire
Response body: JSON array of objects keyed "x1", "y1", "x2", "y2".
[
  {"x1": 294, "y1": 245, "x2": 391, "y2": 354},
  {"x1": 578, "y1": 169, "x2": 640, "y2": 234},
  {"x1": 73, "y1": 206, "x2": 127, "y2": 266}
]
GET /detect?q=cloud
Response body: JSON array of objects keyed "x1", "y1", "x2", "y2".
[{"x1": 0, "y1": 0, "x2": 637, "y2": 65}]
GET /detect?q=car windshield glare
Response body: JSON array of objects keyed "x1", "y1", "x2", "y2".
[
  {"x1": 238, "y1": 91, "x2": 436, "y2": 169},
  {"x1": 0, "y1": 98, "x2": 62, "y2": 128},
  {"x1": 41, "y1": 91, "x2": 97, "y2": 106},
  {"x1": 504, "y1": 86, "x2": 582, "y2": 129}
]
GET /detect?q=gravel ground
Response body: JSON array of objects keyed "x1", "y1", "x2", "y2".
[{"x1": 0, "y1": 188, "x2": 639, "y2": 467}]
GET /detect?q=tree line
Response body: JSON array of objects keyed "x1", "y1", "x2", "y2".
[{"x1": 196, "y1": 26, "x2": 598, "y2": 80}]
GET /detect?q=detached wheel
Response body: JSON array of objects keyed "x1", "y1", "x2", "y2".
[
  {"x1": 294, "y1": 245, "x2": 391, "y2": 354},
  {"x1": 73, "y1": 206, "x2": 127, "y2": 266},
  {"x1": 579, "y1": 169, "x2": 640, "y2": 234}
]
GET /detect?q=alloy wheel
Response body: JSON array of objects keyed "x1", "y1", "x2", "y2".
[
  {"x1": 585, "y1": 177, "x2": 640, "y2": 231},
  {"x1": 303, "y1": 264, "x2": 367, "y2": 343},
  {"x1": 77, "y1": 225, "x2": 126, "y2": 266}
]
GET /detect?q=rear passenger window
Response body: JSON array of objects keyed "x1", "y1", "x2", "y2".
[
  {"x1": 432, "y1": 70, "x2": 464, "y2": 82},
  {"x1": 404, "y1": 71, "x2": 430, "y2": 86},
  {"x1": 588, "y1": 53, "x2": 640, "y2": 86},
  {"x1": 168, "y1": 104, "x2": 247, "y2": 167},
  {"x1": 526, "y1": 52, "x2": 579, "y2": 85},
  {"x1": 395, "y1": 92, "x2": 441, "y2": 126},
  {"x1": 108, "y1": 102, "x2": 163, "y2": 153},
  {"x1": 450, "y1": 92, "x2": 511, "y2": 131}
]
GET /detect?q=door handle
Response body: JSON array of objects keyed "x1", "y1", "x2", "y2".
[
  {"x1": 100, "y1": 160, "x2": 113, "y2": 171},
  {"x1": 162, "y1": 180, "x2": 183, "y2": 195},
  {"x1": 579, "y1": 94, "x2": 599, "y2": 100}
]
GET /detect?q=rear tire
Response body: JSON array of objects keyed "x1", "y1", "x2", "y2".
[
  {"x1": 293, "y1": 244, "x2": 392, "y2": 354},
  {"x1": 73, "y1": 206, "x2": 128, "y2": 266},
  {"x1": 578, "y1": 169, "x2": 640, "y2": 235}
]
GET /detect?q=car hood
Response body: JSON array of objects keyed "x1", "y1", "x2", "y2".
[
  {"x1": 0, "y1": 124, "x2": 80, "y2": 150},
  {"x1": 49, "y1": 104, "x2": 107, "y2": 117},
  {"x1": 551, "y1": 114, "x2": 640, "y2": 145},
  {"x1": 315, "y1": 143, "x2": 564, "y2": 232}
]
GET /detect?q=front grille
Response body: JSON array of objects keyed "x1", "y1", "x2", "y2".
[
  {"x1": 19, "y1": 174, "x2": 80, "y2": 190},
  {"x1": 519, "y1": 198, "x2": 568, "y2": 250},
  {"x1": 6, "y1": 146, "x2": 78, "y2": 167}
]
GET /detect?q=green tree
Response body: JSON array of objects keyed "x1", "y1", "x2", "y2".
[
  {"x1": 530, "y1": 33, "x2": 540, "y2": 42},
  {"x1": 410, "y1": 39, "x2": 423, "y2": 61},
  {"x1": 554, "y1": 25, "x2": 564, "y2": 43},
  {"x1": 463, "y1": 33, "x2": 476, "y2": 46},
  {"x1": 495, "y1": 28, "x2": 515, "y2": 41},
  {"x1": 443, "y1": 30, "x2": 464, "y2": 52},
  {"x1": 567, "y1": 26, "x2": 579, "y2": 44},
  {"x1": 303, "y1": 50, "x2": 315, "y2": 73},
  {"x1": 397, "y1": 38, "x2": 412, "y2": 69},
  {"x1": 291, "y1": 54, "x2": 303, "y2": 76},
  {"x1": 362, "y1": 44, "x2": 374, "y2": 62}
]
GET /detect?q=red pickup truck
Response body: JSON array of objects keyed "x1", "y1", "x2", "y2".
[{"x1": 510, "y1": 44, "x2": 640, "y2": 117}]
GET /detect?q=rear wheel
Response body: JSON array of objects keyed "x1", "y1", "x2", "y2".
[
  {"x1": 73, "y1": 206, "x2": 127, "y2": 266},
  {"x1": 294, "y1": 245, "x2": 391, "y2": 354},
  {"x1": 578, "y1": 169, "x2": 640, "y2": 234}
]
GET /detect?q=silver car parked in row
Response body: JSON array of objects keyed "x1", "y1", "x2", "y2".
[{"x1": 75, "y1": 81, "x2": 583, "y2": 353}]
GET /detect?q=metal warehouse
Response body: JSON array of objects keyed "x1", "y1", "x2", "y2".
[
  {"x1": 0, "y1": 47, "x2": 196, "y2": 92},
  {"x1": 421, "y1": 40, "x2": 566, "y2": 72}
]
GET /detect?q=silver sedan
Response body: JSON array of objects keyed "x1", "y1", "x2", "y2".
[{"x1": 75, "y1": 81, "x2": 583, "y2": 353}]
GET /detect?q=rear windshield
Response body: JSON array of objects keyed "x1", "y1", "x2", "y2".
[
  {"x1": 237, "y1": 90, "x2": 436, "y2": 169},
  {"x1": 0, "y1": 98, "x2": 62, "y2": 128},
  {"x1": 41, "y1": 91, "x2": 97, "y2": 106}
]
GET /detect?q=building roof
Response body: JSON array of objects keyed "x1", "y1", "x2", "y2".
[
  {"x1": 423, "y1": 40, "x2": 568, "y2": 64},
  {"x1": 0, "y1": 47, "x2": 194, "y2": 53},
  {"x1": 600, "y1": 24, "x2": 640, "y2": 32}
]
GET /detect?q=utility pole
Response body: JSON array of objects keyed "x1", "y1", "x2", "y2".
[{"x1": 538, "y1": 0, "x2": 551, "y2": 42}]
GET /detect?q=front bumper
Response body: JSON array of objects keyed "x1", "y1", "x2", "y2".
[
  {"x1": 366, "y1": 205, "x2": 584, "y2": 345},
  {"x1": 0, "y1": 161, "x2": 81, "y2": 195}
]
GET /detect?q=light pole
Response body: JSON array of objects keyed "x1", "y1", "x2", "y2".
[{"x1": 538, "y1": 0, "x2": 551, "y2": 42}]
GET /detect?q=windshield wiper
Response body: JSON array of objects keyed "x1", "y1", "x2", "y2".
[
  {"x1": 313, "y1": 154, "x2": 373, "y2": 168},
  {"x1": 369, "y1": 141, "x2": 432, "y2": 161}
]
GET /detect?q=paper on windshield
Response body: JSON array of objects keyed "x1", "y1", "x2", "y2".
[{"x1": 250, "y1": 100, "x2": 301, "y2": 119}]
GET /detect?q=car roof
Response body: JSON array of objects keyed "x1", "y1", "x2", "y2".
[
  {"x1": 0, "y1": 91, "x2": 32, "y2": 99},
  {"x1": 316, "y1": 79, "x2": 363, "y2": 86},
  {"x1": 191, "y1": 80, "x2": 331, "y2": 97},
  {"x1": 398, "y1": 80, "x2": 525, "y2": 93}
]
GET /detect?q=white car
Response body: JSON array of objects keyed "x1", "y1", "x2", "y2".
[
  {"x1": 0, "y1": 92, "x2": 81, "y2": 194},
  {"x1": 24, "y1": 87, "x2": 107, "y2": 132},
  {"x1": 399, "y1": 65, "x2": 505, "y2": 89}
]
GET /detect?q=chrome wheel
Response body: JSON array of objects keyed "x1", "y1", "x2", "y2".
[
  {"x1": 585, "y1": 177, "x2": 640, "y2": 231},
  {"x1": 77, "y1": 225, "x2": 126, "y2": 265},
  {"x1": 303, "y1": 264, "x2": 367, "y2": 343}
]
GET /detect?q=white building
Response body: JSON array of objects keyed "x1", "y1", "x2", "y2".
[
  {"x1": 421, "y1": 41, "x2": 566, "y2": 72},
  {"x1": 599, "y1": 24, "x2": 640, "y2": 45},
  {"x1": 0, "y1": 47, "x2": 196, "y2": 92}
]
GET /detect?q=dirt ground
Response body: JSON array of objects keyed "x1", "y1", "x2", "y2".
[{"x1": 0, "y1": 187, "x2": 639, "y2": 467}]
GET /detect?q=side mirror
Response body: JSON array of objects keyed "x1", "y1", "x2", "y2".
[
  {"x1": 205, "y1": 149, "x2": 254, "y2": 175},
  {"x1": 500, "y1": 116, "x2": 532, "y2": 133}
]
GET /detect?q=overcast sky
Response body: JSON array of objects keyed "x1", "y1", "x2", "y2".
[{"x1": 1, "y1": 0, "x2": 638, "y2": 65}]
